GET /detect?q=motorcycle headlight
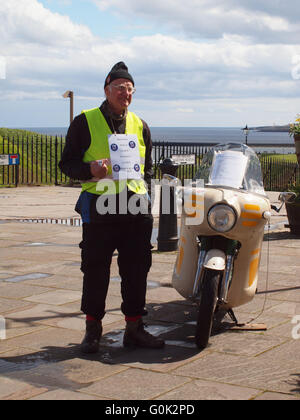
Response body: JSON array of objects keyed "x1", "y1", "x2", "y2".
[{"x1": 208, "y1": 204, "x2": 236, "y2": 233}]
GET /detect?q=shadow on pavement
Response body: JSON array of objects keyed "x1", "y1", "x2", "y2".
[{"x1": 263, "y1": 230, "x2": 300, "y2": 241}]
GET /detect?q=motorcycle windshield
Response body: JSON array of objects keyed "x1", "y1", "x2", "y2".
[{"x1": 194, "y1": 143, "x2": 266, "y2": 195}]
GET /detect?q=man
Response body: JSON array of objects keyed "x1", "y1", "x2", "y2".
[{"x1": 59, "y1": 62, "x2": 164, "y2": 353}]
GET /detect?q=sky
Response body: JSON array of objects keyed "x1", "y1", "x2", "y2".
[{"x1": 1, "y1": 0, "x2": 300, "y2": 128}]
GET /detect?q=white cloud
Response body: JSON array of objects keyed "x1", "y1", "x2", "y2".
[
  {"x1": 0, "y1": 0, "x2": 115, "y2": 99},
  {"x1": 1, "y1": 2, "x2": 299, "y2": 95},
  {"x1": 0, "y1": 1, "x2": 94, "y2": 48},
  {"x1": 92, "y1": 0, "x2": 300, "y2": 43},
  {"x1": 1, "y1": 0, "x2": 300, "y2": 126}
]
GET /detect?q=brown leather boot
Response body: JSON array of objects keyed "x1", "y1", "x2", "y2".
[
  {"x1": 80, "y1": 320, "x2": 103, "y2": 354},
  {"x1": 123, "y1": 319, "x2": 165, "y2": 349}
]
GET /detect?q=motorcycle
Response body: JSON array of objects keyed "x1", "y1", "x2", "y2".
[{"x1": 171, "y1": 143, "x2": 279, "y2": 349}]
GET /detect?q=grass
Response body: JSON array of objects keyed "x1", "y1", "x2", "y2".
[
  {"x1": 0, "y1": 128, "x2": 43, "y2": 138},
  {"x1": 263, "y1": 153, "x2": 297, "y2": 163}
]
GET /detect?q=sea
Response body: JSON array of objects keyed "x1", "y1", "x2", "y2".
[{"x1": 21, "y1": 126, "x2": 294, "y2": 154}]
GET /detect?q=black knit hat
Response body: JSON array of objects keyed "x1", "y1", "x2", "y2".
[{"x1": 104, "y1": 62, "x2": 135, "y2": 88}]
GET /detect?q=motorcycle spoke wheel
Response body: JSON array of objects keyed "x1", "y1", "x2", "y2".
[{"x1": 195, "y1": 269, "x2": 221, "y2": 349}]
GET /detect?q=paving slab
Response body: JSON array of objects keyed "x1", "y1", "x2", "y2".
[
  {"x1": 0, "y1": 376, "x2": 48, "y2": 400},
  {"x1": 0, "y1": 283, "x2": 52, "y2": 299},
  {"x1": 30, "y1": 389, "x2": 102, "y2": 400},
  {"x1": 0, "y1": 187, "x2": 300, "y2": 401},
  {"x1": 155, "y1": 378, "x2": 260, "y2": 400},
  {"x1": 80, "y1": 368, "x2": 191, "y2": 400},
  {"x1": 22, "y1": 290, "x2": 82, "y2": 306},
  {"x1": 172, "y1": 350, "x2": 297, "y2": 394}
]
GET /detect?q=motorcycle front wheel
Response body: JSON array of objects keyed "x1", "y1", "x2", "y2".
[{"x1": 195, "y1": 268, "x2": 221, "y2": 349}]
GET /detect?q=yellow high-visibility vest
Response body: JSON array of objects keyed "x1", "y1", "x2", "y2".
[{"x1": 81, "y1": 107, "x2": 147, "y2": 195}]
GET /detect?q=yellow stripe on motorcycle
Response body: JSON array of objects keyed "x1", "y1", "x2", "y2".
[
  {"x1": 176, "y1": 236, "x2": 186, "y2": 274},
  {"x1": 244, "y1": 204, "x2": 260, "y2": 211},
  {"x1": 251, "y1": 248, "x2": 260, "y2": 256},
  {"x1": 241, "y1": 211, "x2": 262, "y2": 219},
  {"x1": 242, "y1": 221, "x2": 258, "y2": 227},
  {"x1": 249, "y1": 257, "x2": 259, "y2": 287}
]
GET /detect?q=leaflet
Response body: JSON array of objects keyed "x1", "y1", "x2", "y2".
[
  {"x1": 209, "y1": 150, "x2": 248, "y2": 189},
  {"x1": 108, "y1": 134, "x2": 141, "y2": 180}
]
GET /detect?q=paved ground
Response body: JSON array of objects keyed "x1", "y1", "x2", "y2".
[{"x1": 0, "y1": 186, "x2": 300, "y2": 401}]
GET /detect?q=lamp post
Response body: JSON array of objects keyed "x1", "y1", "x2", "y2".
[
  {"x1": 62, "y1": 91, "x2": 74, "y2": 186},
  {"x1": 243, "y1": 124, "x2": 249, "y2": 145},
  {"x1": 62, "y1": 90, "x2": 74, "y2": 124}
]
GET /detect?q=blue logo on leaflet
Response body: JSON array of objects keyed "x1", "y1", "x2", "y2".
[
  {"x1": 111, "y1": 144, "x2": 118, "y2": 152},
  {"x1": 113, "y1": 164, "x2": 121, "y2": 172},
  {"x1": 134, "y1": 164, "x2": 140, "y2": 172},
  {"x1": 129, "y1": 141, "x2": 136, "y2": 149}
]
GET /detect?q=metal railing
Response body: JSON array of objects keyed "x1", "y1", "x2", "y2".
[
  {"x1": 0, "y1": 136, "x2": 298, "y2": 191},
  {"x1": 0, "y1": 135, "x2": 68, "y2": 186}
]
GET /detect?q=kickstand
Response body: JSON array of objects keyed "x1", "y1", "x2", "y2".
[
  {"x1": 227, "y1": 309, "x2": 238, "y2": 325},
  {"x1": 227, "y1": 309, "x2": 267, "y2": 331}
]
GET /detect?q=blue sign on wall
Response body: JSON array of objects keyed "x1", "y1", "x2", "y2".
[{"x1": 8, "y1": 154, "x2": 20, "y2": 165}]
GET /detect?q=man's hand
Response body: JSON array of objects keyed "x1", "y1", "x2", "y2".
[{"x1": 90, "y1": 159, "x2": 109, "y2": 179}]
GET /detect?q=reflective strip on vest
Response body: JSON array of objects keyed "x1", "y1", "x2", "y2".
[{"x1": 81, "y1": 107, "x2": 147, "y2": 195}]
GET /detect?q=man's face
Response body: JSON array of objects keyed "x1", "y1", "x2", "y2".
[{"x1": 105, "y1": 78, "x2": 134, "y2": 115}]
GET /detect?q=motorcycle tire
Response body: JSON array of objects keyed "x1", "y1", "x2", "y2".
[{"x1": 195, "y1": 268, "x2": 221, "y2": 349}]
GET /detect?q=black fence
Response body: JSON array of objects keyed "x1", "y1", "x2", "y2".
[
  {"x1": 153, "y1": 141, "x2": 209, "y2": 181},
  {"x1": 0, "y1": 136, "x2": 68, "y2": 186},
  {"x1": 0, "y1": 135, "x2": 299, "y2": 192},
  {"x1": 260, "y1": 154, "x2": 300, "y2": 191}
]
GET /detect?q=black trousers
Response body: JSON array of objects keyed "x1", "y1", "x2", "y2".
[{"x1": 80, "y1": 217, "x2": 153, "y2": 320}]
